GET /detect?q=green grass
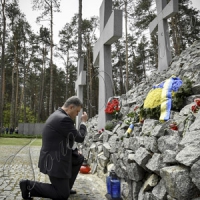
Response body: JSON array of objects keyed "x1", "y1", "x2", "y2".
[
  {"x1": 0, "y1": 133, "x2": 42, "y2": 138},
  {"x1": 0, "y1": 138, "x2": 42, "y2": 146}
]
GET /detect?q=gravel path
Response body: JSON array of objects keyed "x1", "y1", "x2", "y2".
[{"x1": 0, "y1": 144, "x2": 107, "y2": 200}]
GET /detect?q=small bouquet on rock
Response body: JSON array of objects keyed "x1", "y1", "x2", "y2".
[
  {"x1": 191, "y1": 98, "x2": 200, "y2": 113},
  {"x1": 98, "y1": 128, "x2": 104, "y2": 134},
  {"x1": 126, "y1": 105, "x2": 143, "y2": 124},
  {"x1": 105, "y1": 98, "x2": 120, "y2": 114},
  {"x1": 169, "y1": 121, "x2": 178, "y2": 131}
]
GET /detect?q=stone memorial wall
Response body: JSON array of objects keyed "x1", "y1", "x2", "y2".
[{"x1": 81, "y1": 40, "x2": 200, "y2": 200}]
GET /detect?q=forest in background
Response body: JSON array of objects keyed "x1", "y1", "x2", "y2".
[{"x1": 0, "y1": 0, "x2": 199, "y2": 129}]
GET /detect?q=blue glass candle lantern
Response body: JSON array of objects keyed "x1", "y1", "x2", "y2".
[
  {"x1": 106, "y1": 170, "x2": 115, "y2": 194},
  {"x1": 110, "y1": 172, "x2": 121, "y2": 199}
]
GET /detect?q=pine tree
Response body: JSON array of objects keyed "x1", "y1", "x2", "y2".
[{"x1": 32, "y1": 0, "x2": 61, "y2": 115}]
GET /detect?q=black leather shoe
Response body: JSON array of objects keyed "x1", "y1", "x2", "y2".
[
  {"x1": 70, "y1": 189, "x2": 77, "y2": 194},
  {"x1": 19, "y1": 180, "x2": 32, "y2": 199}
]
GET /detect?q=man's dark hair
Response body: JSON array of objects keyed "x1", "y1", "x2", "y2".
[{"x1": 63, "y1": 96, "x2": 83, "y2": 108}]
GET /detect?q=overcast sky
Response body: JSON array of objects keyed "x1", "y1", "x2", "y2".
[
  {"x1": 18, "y1": 0, "x2": 103, "y2": 44},
  {"x1": 18, "y1": 0, "x2": 200, "y2": 44},
  {"x1": 18, "y1": 0, "x2": 200, "y2": 69},
  {"x1": 18, "y1": 0, "x2": 200, "y2": 45}
]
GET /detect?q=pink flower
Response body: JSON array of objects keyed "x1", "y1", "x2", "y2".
[{"x1": 134, "y1": 106, "x2": 139, "y2": 111}]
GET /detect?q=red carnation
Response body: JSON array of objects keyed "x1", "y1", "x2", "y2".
[
  {"x1": 194, "y1": 98, "x2": 200, "y2": 107},
  {"x1": 105, "y1": 98, "x2": 120, "y2": 114},
  {"x1": 191, "y1": 104, "x2": 198, "y2": 113}
]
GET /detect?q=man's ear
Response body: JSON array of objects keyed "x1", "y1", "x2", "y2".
[{"x1": 69, "y1": 105, "x2": 74, "y2": 110}]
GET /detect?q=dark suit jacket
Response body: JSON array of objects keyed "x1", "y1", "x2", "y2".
[{"x1": 38, "y1": 107, "x2": 87, "y2": 178}]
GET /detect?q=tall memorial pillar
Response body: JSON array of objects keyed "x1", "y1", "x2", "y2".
[
  {"x1": 75, "y1": 58, "x2": 86, "y2": 129},
  {"x1": 149, "y1": 0, "x2": 178, "y2": 72},
  {"x1": 93, "y1": 0, "x2": 122, "y2": 130}
]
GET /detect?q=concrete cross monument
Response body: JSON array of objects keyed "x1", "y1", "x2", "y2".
[
  {"x1": 75, "y1": 57, "x2": 86, "y2": 129},
  {"x1": 149, "y1": 0, "x2": 178, "y2": 72},
  {"x1": 93, "y1": 0, "x2": 122, "y2": 130}
]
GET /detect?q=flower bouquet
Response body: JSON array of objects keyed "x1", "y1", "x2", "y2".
[
  {"x1": 105, "y1": 97, "x2": 120, "y2": 115},
  {"x1": 191, "y1": 98, "x2": 200, "y2": 113}
]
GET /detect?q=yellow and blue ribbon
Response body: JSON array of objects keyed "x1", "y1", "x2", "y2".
[
  {"x1": 144, "y1": 76, "x2": 182, "y2": 121},
  {"x1": 159, "y1": 76, "x2": 182, "y2": 121}
]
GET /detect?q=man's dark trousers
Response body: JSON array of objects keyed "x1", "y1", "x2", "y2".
[
  {"x1": 29, "y1": 153, "x2": 84, "y2": 199},
  {"x1": 29, "y1": 177, "x2": 70, "y2": 200},
  {"x1": 70, "y1": 150, "x2": 84, "y2": 189}
]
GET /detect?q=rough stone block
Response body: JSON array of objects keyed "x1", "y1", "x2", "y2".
[
  {"x1": 163, "y1": 150, "x2": 177, "y2": 164},
  {"x1": 157, "y1": 134, "x2": 181, "y2": 153},
  {"x1": 146, "y1": 153, "x2": 167, "y2": 175},
  {"x1": 192, "y1": 84, "x2": 200, "y2": 94},
  {"x1": 127, "y1": 162, "x2": 145, "y2": 181},
  {"x1": 138, "y1": 174, "x2": 159, "y2": 200},
  {"x1": 108, "y1": 135, "x2": 119, "y2": 153},
  {"x1": 132, "y1": 180, "x2": 143, "y2": 200},
  {"x1": 128, "y1": 137, "x2": 142, "y2": 152},
  {"x1": 152, "y1": 179, "x2": 167, "y2": 200},
  {"x1": 98, "y1": 153, "x2": 109, "y2": 168},
  {"x1": 176, "y1": 145, "x2": 200, "y2": 167},
  {"x1": 103, "y1": 130, "x2": 113, "y2": 143},
  {"x1": 160, "y1": 165, "x2": 199, "y2": 200},
  {"x1": 141, "y1": 119, "x2": 159, "y2": 136},
  {"x1": 143, "y1": 136, "x2": 159, "y2": 153},
  {"x1": 103, "y1": 142, "x2": 111, "y2": 158},
  {"x1": 190, "y1": 159, "x2": 200, "y2": 191},
  {"x1": 134, "y1": 147, "x2": 152, "y2": 169}
]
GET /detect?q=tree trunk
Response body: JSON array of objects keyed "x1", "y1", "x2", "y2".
[
  {"x1": 10, "y1": 40, "x2": 17, "y2": 129},
  {"x1": 23, "y1": 36, "x2": 27, "y2": 123},
  {"x1": 49, "y1": 1, "x2": 54, "y2": 115},
  {"x1": 88, "y1": 44, "x2": 93, "y2": 118},
  {"x1": 14, "y1": 57, "x2": 19, "y2": 127},
  {"x1": 172, "y1": 14, "x2": 181, "y2": 56},
  {"x1": 38, "y1": 46, "x2": 46, "y2": 122},
  {"x1": 0, "y1": 0, "x2": 6, "y2": 132},
  {"x1": 119, "y1": 59, "x2": 124, "y2": 94},
  {"x1": 125, "y1": 0, "x2": 129, "y2": 91},
  {"x1": 78, "y1": 0, "x2": 82, "y2": 59},
  {"x1": 142, "y1": 58, "x2": 146, "y2": 79},
  {"x1": 66, "y1": 51, "x2": 69, "y2": 99},
  {"x1": 10, "y1": 67, "x2": 15, "y2": 129}
]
